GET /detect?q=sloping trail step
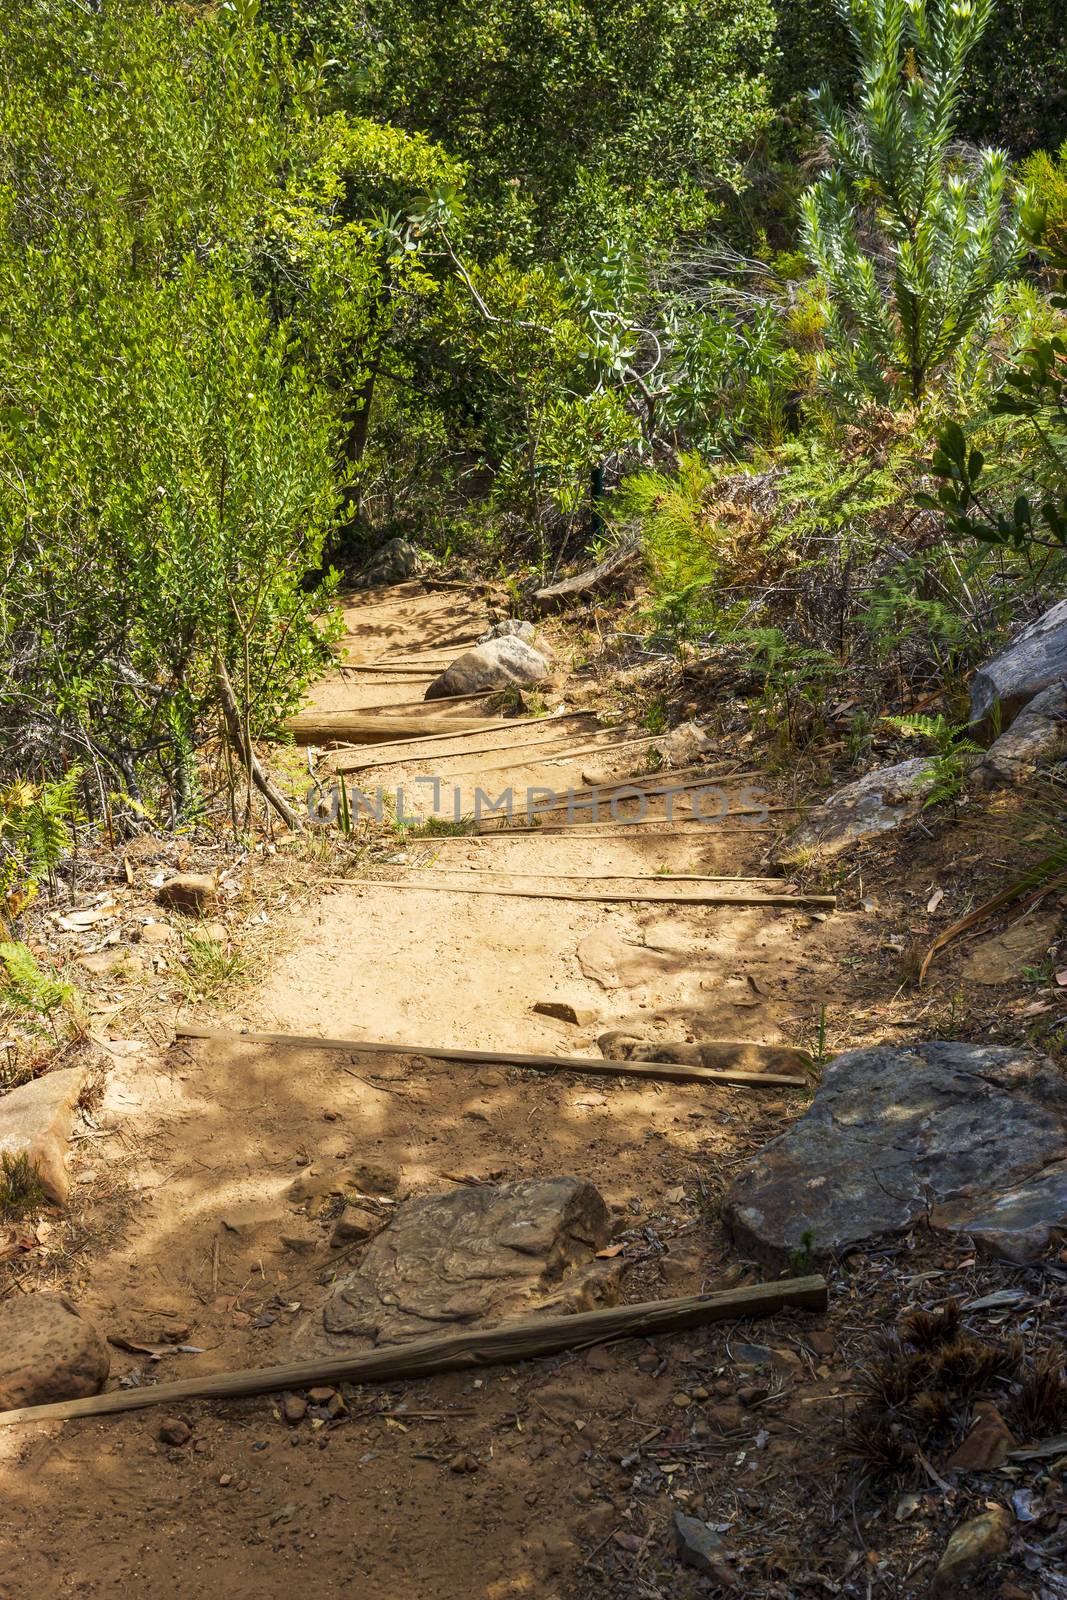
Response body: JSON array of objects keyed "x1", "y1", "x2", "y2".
[
  {"x1": 0, "y1": 1277, "x2": 828, "y2": 1429},
  {"x1": 175, "y1": 1024, "x2": 812, "y2": 1086},
  {"x1": 359, "y1": 879, "x2": 835, "y2": 909}
]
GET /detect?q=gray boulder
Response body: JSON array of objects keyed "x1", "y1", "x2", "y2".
[
  {"x1": 725, "y1": 1041, "x2": 1067, "y2": 1265},
  {"x1": 424, "y1": 635, "x2": 550, "y2": 700},
  {"x1": 300, "y1": 1176, "x2": 616, "y2": 1354},
  {"x1": 359, "y1": 537, "x2": 424, "y2": 586},
  {"x1": 970, "y1": 599, "x2": 1067, "y2": 732},
  {"x1": 0, "y1": 1293, "x2": 110, "y2": 1410},
  {"x1": 773, "y1": 757, "x2": 934, "y2": 865},
  {"x1": 972, "y1": 681, "x2": 1067, "y2": 789}
]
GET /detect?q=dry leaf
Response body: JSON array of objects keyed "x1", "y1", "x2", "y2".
[
  {"x1": 596, "y1": 1242, "x2": 628, "y2": 1259},
  {"x1": 926, "y1": 887, "x2": 945, "y2": 914}
]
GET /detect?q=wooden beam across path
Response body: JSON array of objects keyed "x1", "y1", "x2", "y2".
[
  {"x1": 331, "y1": 717, "x2": 616, "y2": 773},
  {"x1": 175, "y1": 1023, "x2": 812, "y2": 1084},
  {"x1": 358, "y1": 880, "x2": 833, "y2": 909},
  {"x1": 480, "y1": 810, "x2": 792, "y2": 836},
  {"x1": 0, "y1": 1277, "x2": 828, "y2": 1429},
  {"x1": 391, "y1": 866, "x2": 783, "y2": 884},
  {"x1": 324, "y1": 711, "x2": 596, "y2": 762},
  {"x1": 289, "y1": 710, "x2": 512, "y2": 746}
]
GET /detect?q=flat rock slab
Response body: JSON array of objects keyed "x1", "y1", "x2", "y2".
[
  {"x1": 424, "y1": 636, "x2": 550, "y2": 700},
  {"x1": 0, "y1": 1064, "x2": 88, "y2": 1205},
  {"x1": 970, "y1": 599, "x2": 1067, "y2": 730},
  {"x1": 0, "y1": 1293, "x2": 109, "y2": 1410},
  {"x1": 773, "y1": 757, "x2": 933, "y2": 865},
  {"x1": 303, "y1": 1176, "x2": 614, "y2": 1354},
  {"x1": 725, "y1": 1041, "x2": 1067, "y2": 1265}
]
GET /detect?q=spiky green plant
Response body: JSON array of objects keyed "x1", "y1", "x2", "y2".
[{"x1": 801, "y1": 0, "x2": 1029, "y2": 405}]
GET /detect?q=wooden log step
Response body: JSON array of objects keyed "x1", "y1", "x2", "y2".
[
  {"x1": 393, "y1": 866, "x2": 782, "y2": 883},
  {"x1": 356, "y1": 880, "x2": 833, "y2": 909},
  {"x1": 175, "y1": 1024, "x2": 812, "y2": 1083},
  {"x1": 288, "y1": 711, "x2": 505, "y2": 746},
  {"x1": 326, "y1": 712, "x2": 596, "y2": 764},
  {"x1": 0, "y1": 1277, "x2": 828, "y2": 1429}
]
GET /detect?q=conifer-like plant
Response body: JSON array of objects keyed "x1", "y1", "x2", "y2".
[{"x1": 801, "y1": 0, "x2": 1028, "y2": 405}]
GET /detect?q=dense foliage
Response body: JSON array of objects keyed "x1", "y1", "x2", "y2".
[{"x1": 0, "y1": 0, "x2": 1064, "y2": 844}]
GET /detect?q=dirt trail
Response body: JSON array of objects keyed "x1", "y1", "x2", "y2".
[{"x1": 0, "y1": 584, "x2": 868, "y2": 1600}]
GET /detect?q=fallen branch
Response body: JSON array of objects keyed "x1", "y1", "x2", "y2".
[
  {"x1": 175, "y1": 1023, "x2": 812, "y2": 1084},
  {"x1": 215, "y1": 656, "x2": 303, "y2": 831},
  {"x1": 918, "y1": 857, "x2": 1067, "y2": 984},
  {"x1": 0, "y1": 1276, "x2": 828, "y2": 1428}
]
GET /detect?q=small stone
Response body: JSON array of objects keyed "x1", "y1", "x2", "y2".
[
  {"x1": 932, "y1": 1505, "x2": 1012, "y2": 1593},
  {"x1": 947, "y1": 1403, "x2": 1017, "y2": 1473},
  {"x1": 672, "y1": 1392, "x2": 692, "y2": 1408},
  {"x1": 307, "y1": 1387, "x2": 336, "y2": 1405},
  {"x1": 673, "y1": 1511, "x2": 739, "y2": 1586},
  {"x1": 328, "y1": 1207, "x2": 380, "y2": 1247},
  {"x1": 219, "y1": 1473, "x2": 233, "y2": 1487},
  {"x1": 159, "y1": 1322, "x2": 192, "y2": 1343},
  {"x1": 323, "y1": 1110, "x2": 340, "y2": 1122},
  {"x1": 636, "y1": 1348, "x2": 660, "y2": 1373},
  {"x1": 737, "y1": 1385, "x2": 769, "y2": 1408},
  {"x1": 137, "y1": 922, "x2": 176, "y2": 946},
  {"x1": 281, "y1": 1395, "x2": 307, "y2": 1425},
  {"x1": 806, "y1": 1329, "x2": 836, "y2": 1358},
  {"x1": 280, "y1": 1234, "x2": 316, "y2": 1255},
  {"x1": 478, "y1": 1070, "x2": 506, "y2": 1088},
  {"x1": 707, "y1": 1401, "x2": 743, "y2": 1430},
  {"x1": 0, "y1": 1293, "x2": 109, "y2": 1409},
  {"x1": 158, "y1": 1418, "x2": 191, "y2": 1447},
  {"x1": 689, "y1": 1385, "x2": 709, "y2": 1402},
  {"x1": 532, "y1": 1001, "x2": 594, "y2": 1026},
  {"x1": 449, "y1": 1452, "x2": 475, "y2": 1473},
  {"x1": 156, "y1": 874, "x2": 217, "y2": 914},
  {"x1": 732, "y1": 1341, "x2": 775, "y2": 1368}
]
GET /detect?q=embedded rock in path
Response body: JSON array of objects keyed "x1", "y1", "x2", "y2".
[
  {"x1": 725, "y1": 1041, "x2": 1067, "y2": 1265},
  {"x1": 300, "y1": 1176, "x2": 615, "y2": 1354},
  {"x1": 972, "y1": 681, "x2": 1067, "y2": 788},
  {"x1": 156, "y1": 873, "x2": 217, "y2": 914},
  {"x1": 0, "y1": 1064, "x2": 89, "y2": 1205},
  {"x1": 970, "y1": 598, "x2": 1067, "y2": 731},
  {"x1": 597, "y1": 1032, "x2": 808, "y2": 1075},
  {"x1": 773, "y1": 757, "x2": 934, "y2": 865},
  {"x1": 0, "y1": 1293, "x2": 109, "y2": 1410},
  {"x1": 424, "y1": 635, "x2": 550, "y2": 700}
]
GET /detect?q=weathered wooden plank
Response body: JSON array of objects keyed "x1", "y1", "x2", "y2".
[
  {"x1": 0, "y1": 1277, "x2": 828, "y2": 1428},
  {"x1": 174, "y1": 1023, "x2": 812, "y2": 1083}
]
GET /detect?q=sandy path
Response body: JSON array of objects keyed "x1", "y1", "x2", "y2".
[{"x1": 0, "y1": 584, "x2": 863, "y2": 1600}]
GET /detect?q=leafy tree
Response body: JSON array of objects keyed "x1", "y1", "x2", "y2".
[
  {"x1": 799, "y1": 0, "x2": 1029, "y2": 404},
  {"x1": 318, "y1": 0, "x2": 775, "y2": 256},
  {"x1": 0, "y1": 0, "x2": 459, "y2": 807}
]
